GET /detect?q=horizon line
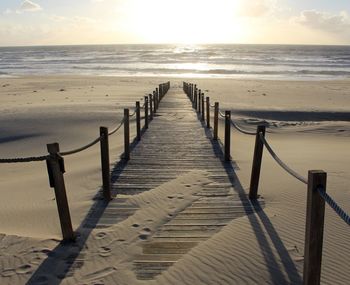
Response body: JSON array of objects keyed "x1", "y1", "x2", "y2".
[{"x1": 1, "y1": 43, "x2": 350, "y2": 48}]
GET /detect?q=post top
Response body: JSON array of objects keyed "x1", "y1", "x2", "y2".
[
  {"x1": 47, "y1": 142, "x2": 60, "y2": 153},
  {"x1": 308, "y1": 170, "x2": 326, "y2": 175}
]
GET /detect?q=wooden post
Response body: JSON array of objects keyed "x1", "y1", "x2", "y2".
[
  {"x1": 224, "y1": 111, "x2": 231, "y2": 161},
  {"x1": 206, "y1": 97, "x2": 210, "y2": 128},
  {"x1": 124, "y1": 108, "x2": 130, "y2": 160},
  {"x1": 149, "y1": 94, "x2": 153, "y2": 120},
  {"x1": 303, "y1": 170, "x2": 327, "y2": 285},
  {"x1": 249, "y1": 125, "x2": 266, "y2": 200},
  {"x1": 194, "y1": 87, "x2": 197, "y2": 109},
  {"x1": 153, "y1": 91, "x2": 157, "y2": 113},
  {"x1": 191, "y1": 84, "x2": 194, "y2": 105},
  {"x1": 46, "y1": 143, "x2": 74, "y2": 241},
  {"x1": 100, "y1": 127, "x2": 112, "y2": 201},
  {"x1": 201, "y1": 93, "x2": 205, "y2": 121},
  {"x1": 136, "y1": 101, "x2": 141, "y2": 141},
  {"x1": 144, "y1": 96, "x2": 149, "y2": 129},
  {"x1": 193, "y1": 84, "x2": 197, "y2": 105},
  {"x1": 159, "y1": 84, "x2": 163, "y2": 99},
  {"x1": 155, "y1": 89, "x2": 158, "y2": 111},
  {"x1": 198, "y1": 89, "x2": 201, "y2": 113},
  {"x1": 214, "y1": 102, "x2": 219, "y2": 140}
]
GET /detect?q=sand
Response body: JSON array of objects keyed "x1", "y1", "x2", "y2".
[{"x1": 0, "y1": 76, "x2": 349, "y2": 284}]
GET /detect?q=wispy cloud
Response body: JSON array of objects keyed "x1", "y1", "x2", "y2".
[
  {"x1": 20, "y1": 0, "x2": 42, "y2": 12},
  {"x1": 295, "y1": 10, "x2": 350, "y2": 33},
  {"x1": 237, "y1": 0, "x2": 275, "y2": 18}
]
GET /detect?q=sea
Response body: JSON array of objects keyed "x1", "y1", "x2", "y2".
[{"x1": 0, "y1": 44, "x2": 350, "y2": 80}]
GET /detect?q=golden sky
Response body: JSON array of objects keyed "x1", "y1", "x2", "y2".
[{"x1": 1, "y1": 0, "x2": 350, "y2": 46}]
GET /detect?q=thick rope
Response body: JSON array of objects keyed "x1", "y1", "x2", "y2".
[
  {"x1": 129, "y1": 109, "x2": 137, "y2": 117},
  {"x1": 108, "y1": 118, "x2": 125, "y2": 136},
  {"x1": 0, "y1": 86, "x2": 163, "y2": 161},
  {"x1": 60, "y1": 136, "x2": 102, "y2": 156},
  {"x1": 219, "y1": 110, "x2": 226, "y2": 118},
  {"x1": 0, "y1": 155, "x2": 49, "y2": 163},
  {"x1": 317, "y1": 187, "x2": 350, "y2": 226},
  {"x1": 230, "y1": 119, "x2": 256, "y2": 136},
  {"x1": 259, "y1": 133, "x2": 308, "y2": 184}
]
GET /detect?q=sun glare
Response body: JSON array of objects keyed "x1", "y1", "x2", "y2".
[{"x1": 118, "y1": 0, "x2": 245, "y2": 44}]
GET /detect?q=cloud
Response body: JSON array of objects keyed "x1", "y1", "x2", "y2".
[
  {"x1": 48, "y1": 15, "x2": 67, "y2": 22},
  {"x1": 295, "y1": 10, "x2": 350, "y2": 33},
  {"x1": 237, "y1": 0, "x2": 275, "y2": 17},
  {"x1": 20, "y1": 0, "x2": 42, "y2": 12}
]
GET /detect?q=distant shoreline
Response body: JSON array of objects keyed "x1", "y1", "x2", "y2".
[{"x1": 1, "y1": 44, "x2": 350, "y2": 80}]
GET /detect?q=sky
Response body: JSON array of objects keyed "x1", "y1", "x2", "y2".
[{"x1": 0, "y1": 0, "x2": 349, "y2": 46}]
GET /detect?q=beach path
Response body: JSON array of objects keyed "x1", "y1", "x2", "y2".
[
  {"x1": 96, "y1": 85, "x2": 258, "y2": 280},
  {"x1": 25, "y1": 84, "x2": 263, "y2": 284}
]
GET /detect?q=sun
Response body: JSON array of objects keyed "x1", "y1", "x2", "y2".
[{"x1": 117, "y1": 0, "x2": 245, "y2": 44}]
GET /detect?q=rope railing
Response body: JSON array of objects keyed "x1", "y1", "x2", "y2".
[
  {"x1": 183, "y1": 80, "x2": 349, "y2": 285},
  {"x1": 0, "y1": 155, "x2": 49, "y2": 163},
  {"x1": 230, "y1": 119, "x2": 256, "y2": 136},
  {"x1": 108, "y1": 118, "x2": 125, "y2": 136},
  {"x1": 0, "y1": 81, "x2": 171, "y2": 241},
  {"x1": 317, "y1": 187, "x2": 350, "y2": 226},
  {"x1": 219, "y1": 110, "x2": 226, "y2": 118},
  {"x1": 258, "y1": 133, "x2": 308, "y2": 184},
  {"x1": 257, "y1": 131, "x2": 350, "y2": 227},
  {"x1": 60, "y1": 136, "x2": 102, "y2": 156},
  {"x1": 129, "y1": 108, "x2": 137, "y2": 117}
]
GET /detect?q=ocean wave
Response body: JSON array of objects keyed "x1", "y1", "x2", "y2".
[{"x1": 1, "y1": 44, "x2": 350, "y2": 79}]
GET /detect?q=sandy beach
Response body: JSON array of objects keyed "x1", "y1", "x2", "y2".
[{"x1": 0, "y1": 75, "x2": 349, "y2": 284}]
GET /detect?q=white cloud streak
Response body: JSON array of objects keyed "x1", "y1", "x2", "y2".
[
  {"x1": 20, "y1": 0, "x2": 42, "y2": 12},
  {"x1": 237, "y1": 0, "x2": 276, "y2": 17},
  {"x1": 295, "y1": 10, "x2": 350, "y2": 33}
]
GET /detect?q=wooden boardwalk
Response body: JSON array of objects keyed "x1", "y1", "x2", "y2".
[{"x1": 83, "y1": 86, "x2": 261, "y2": 280}]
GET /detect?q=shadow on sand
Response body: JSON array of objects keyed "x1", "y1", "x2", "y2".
[
  {"x1": 26, "y1": 130, "x2": 145, "y2": 285},
  {"x1": 201, "y1": 118, "x2": 302, "y2": 285},
  {"x1": 27, "y1": 116, "x2": 302, "y2": 285}
]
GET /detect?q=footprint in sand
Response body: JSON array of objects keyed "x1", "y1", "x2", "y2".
[
  {"x1": 16, "y1": 264, "x2": 33, "y2": 274},
  {"x1": 95, "y1": 232, "x2": 107, "y2": 240},
  {"x1": 132, "y1": 223, "x2": 140, "y2": 228},
  {"x1": 117, "y1": 239, "x2": 125, "y2": 242},
  {"x1": 98, "y1": 246, "x2": 112, "y2": 257},
  {"x1": 30, "y1": 256, "x2": 43, "y2": 265},
  {"x1": 1, "y1": 268, "x2": 16, "y2": 277},
  {"x1": 38, "y1": 248, "x2": 52, "y2": 256},
  {"x1": 138, "y1": 234, "x2": 149, "y2": 240},
  {"x1": 138, "y1": 227, "x2": 152, "y2": 240}
]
